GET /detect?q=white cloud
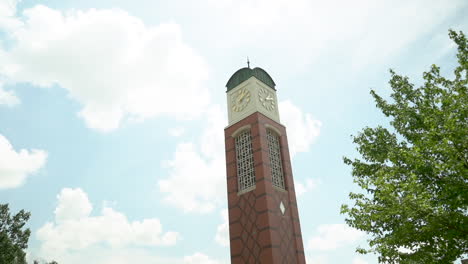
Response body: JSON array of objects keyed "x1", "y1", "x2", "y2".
[
  {"x1": 352, "y1": 256, "x2": 369, "y2": 264},
  {"x1": 295, "y1": 178, "x2": 320, "y2": 197},
  {"x1": 29, "y1": 248, "x2": 224, "y2": 264},
  {"x1": 183, "y1": 253, "x2": 224, "y2": 264},
  {"x1": 215, "y1": 209, "x2": 229, "y2": 247},
  {"x1": 0, "y1": 134, "x2": 47, "y2": 189},
  {"x1": 159, "y1": 142, "x2": 225, "y2": 213},
  {"x1": 179, "y1": 0, "x2": 466, "y2": 74},
  {"x1": 306, "y1": 254, "x2": 328, "y2": 264},
  {"x1": 0, "y1": 0, "x2": 17, "y2": 17},
  {"x1": 54, "y1": 188, "x2": 92, "y2": 223},
  {"x1": 306, "y1": 251, "x2": 372, "y2": 264},
  {"x1": 346, "y1": 0, "x2": 467, "y2": 70},
  {"x1": 0, "y1": 5, "x2": 209, "y2": 132},
  {"x1": 36, "y1": 188, "x2": 179, "y2": 260},
  {"x1": 0, "y1": 84, "x2": 20, "y2": 106},
  {"x1": 168, "y1": 127, "x2": 186, "y2": 137},
  {"x1": 279, "y1": 100, "x2": 321, "y2": 157},
  {"x1": 159, "y1": 105, "x2": 226, "y2": 213},
  {"x1": 0, "y1": 0, "x2": 22, "y2": 30},
  {"x1": 307, "y1": 224, "x2": 365, "y2": 251},
  {"x1": 160, "y1": 101, "x2": 318, "y2": 213}
]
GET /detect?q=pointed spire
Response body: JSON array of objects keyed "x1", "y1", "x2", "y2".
[{"x1": 247, "y1": 57, "x2": 250, "y2": 69}]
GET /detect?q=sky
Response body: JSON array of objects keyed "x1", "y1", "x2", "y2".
[{"x1": 0, "y1": 0, "x2": 466, "y2": 263}]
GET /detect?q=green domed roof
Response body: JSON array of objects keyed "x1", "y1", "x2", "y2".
[{"x1": 226, "y1": 67, "x2": 276, "y2": 92}]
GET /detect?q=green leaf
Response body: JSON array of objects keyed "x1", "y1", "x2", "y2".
[{"x1": 342, "y1": 30, "x2": 468, "y2": 263}]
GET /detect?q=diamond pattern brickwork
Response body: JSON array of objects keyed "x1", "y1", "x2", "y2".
[
  {"x1": 225, "y1": 112, "x2": 306, "y2": 264},
  {"x1": 229, "y1": 191, "x2": 263, "y2": 263},
  {"x1": 270, "y1": 191, "x2": 298, "y2": 264}
]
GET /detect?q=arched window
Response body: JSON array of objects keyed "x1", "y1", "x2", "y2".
[
  {"x1": 235, "y1": 130, "x2": 256, "y2": 192},
  {"x1": 266, "y1": 129, "x2": 285, "y2": 190}
]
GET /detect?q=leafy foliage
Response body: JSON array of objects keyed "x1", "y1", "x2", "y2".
[
  {"x1": 341, "y1": 30, "x2": 468, "y2": 263},
  {"x1": 0, "y1": 204, "x2": 31, "y2": 264},
  {"x1": 0, "y1": 204, "x2": 58, "y2": 264},
  {"x1": 33, "y1": 261, "x2": 58, "y2": 264}
]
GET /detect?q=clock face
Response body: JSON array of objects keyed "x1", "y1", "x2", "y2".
[
  {"x1": 231, "y1": 88, "x2": 251, "y2": 112},
  {"x1": 258, "y1": 88, "x2": 275, "y2": 111}
]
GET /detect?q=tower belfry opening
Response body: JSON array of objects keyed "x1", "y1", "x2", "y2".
[{"x1": 224, "y1": 66, "x2": 306, "y2": 263}]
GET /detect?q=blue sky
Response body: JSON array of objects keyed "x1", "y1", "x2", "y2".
[{"x1": 0, "y1": 0, "x2": 467, "y2": 263}]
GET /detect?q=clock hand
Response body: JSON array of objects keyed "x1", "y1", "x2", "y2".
[
  {"x1": 237, "y1": 89, "x2": 248, "y2": 103},
  {"x1": 237, "y1": 93, "x2": 245, "y2": 103}
]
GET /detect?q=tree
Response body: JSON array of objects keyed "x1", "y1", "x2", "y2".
[
  {"x1": 341, "y1": 30, "x2": 467, "y2": 263},
  {"x1": 0, "y1": 204, "x2": 31, "y2": 264},
  {"x1": 0, "y1": 204, "x2": 57, "y2": 264},
  {"x1": 33, "y1": 261, "x2": 58, "y2": 264}
]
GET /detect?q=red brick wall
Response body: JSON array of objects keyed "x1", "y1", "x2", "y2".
[{"x1": 225, "y1": 112, "x2": 306, "y2": 264}]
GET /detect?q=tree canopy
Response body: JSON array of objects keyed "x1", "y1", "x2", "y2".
[
  {"x1": 341, "y1": 30, "x2": 467, "y2": 263},
  {"x1": 0, "y1": 204, "x2": 58, "y2": 264},
  {"x1": 0, "y1": 204, "x2": 31, "y2": 264}
]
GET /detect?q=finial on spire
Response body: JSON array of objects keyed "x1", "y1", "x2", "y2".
[{"x1": 247, "y1": 57, "x2": 250, "y2": 68}]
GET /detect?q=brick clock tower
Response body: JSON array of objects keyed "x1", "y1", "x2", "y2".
[{"x1": 224, "y1": 66, "x2": 306, "y2": 263}]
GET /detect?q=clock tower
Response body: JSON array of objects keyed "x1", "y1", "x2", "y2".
[{"x1": 224, "y1": 66, "x2": 306, "y2": 263}]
